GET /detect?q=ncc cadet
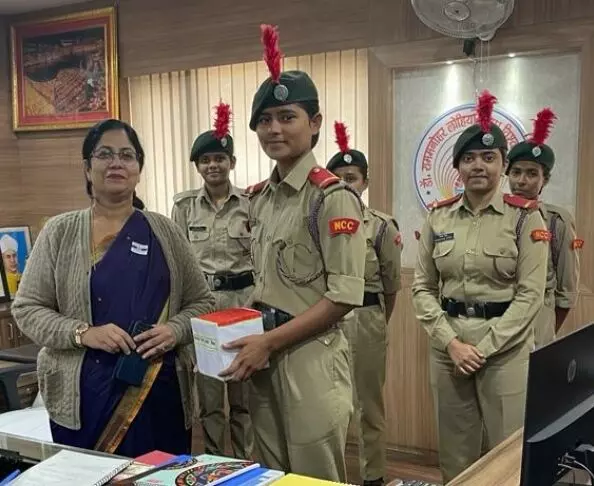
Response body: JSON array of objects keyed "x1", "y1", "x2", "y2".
[
  {"x1": 326, "y1": 121, "x2": 401, "y2": 486},
  {"x1": 219, "y1": 25, "x2": 366, "y2": 482},
  {"x1": 411, "y1": 91, "x2": 549, "y2": 482},
  {"x1": 171, "y1": 102, "x2": 253, "y2": 459},
  {"x1": 506, "y1": 108, "x2": 582, "y2": 347}
]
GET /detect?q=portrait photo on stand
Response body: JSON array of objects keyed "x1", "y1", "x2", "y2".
[{"x1": 0, "y1": 227, "x2": 32, "y2": 299}]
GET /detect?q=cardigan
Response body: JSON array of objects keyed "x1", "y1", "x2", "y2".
[{"x1": 12, "y1": 208, "x2": 215, "y2": 430}]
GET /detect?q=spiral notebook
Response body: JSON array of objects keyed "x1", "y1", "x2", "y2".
[{"x1": 10, "y1": 449, "x2": 133, "y2": 485}]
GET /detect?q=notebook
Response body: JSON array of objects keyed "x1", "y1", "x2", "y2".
[
  {"x1": 216, "y1": 467, "x2": 284, "y2": 485},
  {"x1": 10, "y1": 449, "x2": 133, "y2": 486},
  {"x1": 134, "y1": 454, "x2": 258, "y2": 486},
  {"x1": 272, "y1": 474, "x2": 357, "y2": 485}
]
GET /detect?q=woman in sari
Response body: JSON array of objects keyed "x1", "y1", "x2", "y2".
[{"x1": 12, "y1": 119, "x2": 215, "y2": 457}]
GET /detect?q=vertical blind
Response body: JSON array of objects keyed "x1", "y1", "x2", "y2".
[{"x1": 127, "y1": 49, "x2": 369, "y2": 216}]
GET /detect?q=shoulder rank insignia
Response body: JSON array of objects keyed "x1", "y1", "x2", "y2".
[
  {"x1": 571, "y1": 238, "x2": 585, "y2": 250},
  {"x1": 504, "y1": 193, "x2": 539, "y2": 209},
  {"x1": 245, "y1": 179, "x2": 268, "y2": 197},
  {"x1": 308, "y1": 167, "x2": 340, "y2": 189},
  {"x1": 173, "y1": 189, "x2": 200, "y2": 204},
  {"x1": 429, "y1": 194, "x2": 462, "y2": 210}
]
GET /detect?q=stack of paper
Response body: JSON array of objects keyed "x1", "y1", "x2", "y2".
[
  {"x1": 10, "y1": 450, "x2": 133, "y2": 486},
  {"x1": 192, "y1": 308, "x2": 265, "y2": 380}
]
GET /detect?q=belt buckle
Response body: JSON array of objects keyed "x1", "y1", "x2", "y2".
[
  {"x1": 466, "y1": 305, "x2": 476, "y2": 318},
  {"x1": 213, "y1": 277, "x2": 222, "y2": 290}
]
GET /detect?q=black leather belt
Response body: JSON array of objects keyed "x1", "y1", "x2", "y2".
[
  {"x1": 362, "y1": 292, "x2": 381, "y2": 307},
  {"x1": 252, "y1": 303, "x2": 294, "y2": 332},
  {"x1": 204, "y1": 271, "x2": 254, "y2": 291},
  {"x1": 441, "y1": 298, "x2": 511, "y2": 319}
]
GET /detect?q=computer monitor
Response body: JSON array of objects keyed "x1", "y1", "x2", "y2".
[{"x1": 520, "y1": 322, "x2": 594, "y2": 486}]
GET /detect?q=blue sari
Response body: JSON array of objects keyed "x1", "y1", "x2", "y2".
[{"x1": 50, "y1": 210, "x2": 191, "y2": 457}]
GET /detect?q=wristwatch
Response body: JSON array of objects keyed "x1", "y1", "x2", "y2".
[{"x1": 74, "y1": 323, "x2": 90, "y2": 348}]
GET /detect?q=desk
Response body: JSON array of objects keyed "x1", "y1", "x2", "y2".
[{"x1": 447, "y1": 429, "x2": 523, "y2": 486}]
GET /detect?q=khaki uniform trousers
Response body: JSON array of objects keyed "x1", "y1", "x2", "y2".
[
  {"x1": 342, "y1": 304, "x2": 387, "y2": 481},
  {"x1": 534, "y1": 290, "x2": 556, "y2": 348},
  {"x1": 197, "y1": 286, "x2": 253, "y2": 459},
  {"x1": 430, "y1": 315, "x2": 532, "y2": 483},
  {"x1": 249, "y1": 326, "x2": 353, "y2": 482}
]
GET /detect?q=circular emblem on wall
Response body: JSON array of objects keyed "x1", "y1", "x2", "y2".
[{"x1": 413, "y1": 103, "x2": 526, "y2": 211}]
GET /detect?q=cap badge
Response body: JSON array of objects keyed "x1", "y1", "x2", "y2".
[
  {"x1": 482, "y1": 133, "x2": 494, "y2": 146},
  {"x1": 220, "y1": 137, "x2": 228, "y2": 148},
  {"x1": 532, "y1": 146, "x2": 542, "y2": 157},
  {"x1": 343, "y1": 153, "x2": 353, "y2": 163},
  {"x1": 273, "y1": 84, "x2": 289, "y2": 101}
]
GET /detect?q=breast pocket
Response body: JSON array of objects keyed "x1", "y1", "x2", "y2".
[
  {"x1": 432, "y1": 240, "x2": 456, "y2": 274},
  {"x1": 483, "y1": 238, "x2": 518, "y2": 279},
  {"x1": 277, "y1": 218, "x2": 324, "y2": 286},
  {"x1": 228, "y1": 221, "x2": 251, "y2": 257}
]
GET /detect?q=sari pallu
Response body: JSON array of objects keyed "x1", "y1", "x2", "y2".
[{"x1": 50, "y1": 210, "x2": 191, "y2": 456}]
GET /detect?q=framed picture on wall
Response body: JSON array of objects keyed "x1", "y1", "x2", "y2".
[
  {"x1": 10, "y1": 7, "x2": 119, "y2": 132},
  {"x1": 0, "y1": 227, "x2": 33, "y2": 299}
]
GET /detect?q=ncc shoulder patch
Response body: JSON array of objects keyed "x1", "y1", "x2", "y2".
[
  {"x1": 245, "y1": 180, "x2": 267, "y2": 197},
  {"x1": 504, "y1": 193, "x2": 539, "y2": 209},
  {"x1": 531, "y1": 229, "x2": 552, "y2": 242},
  {"x1": 394, "y1": 232, "x2": 402, "y2": 246},
  {"x1": 308, "y1": 167, "x2": 340, "y2": 189},
  {"x1": 571, "y1": 238, "x2": 585, "y2": 250},
  {"x1": 328, "y1": 217, "x2": 360, "y2": 236},
  {"x1": 429, "y1": 194, "x2": 462, "y2": 210}
]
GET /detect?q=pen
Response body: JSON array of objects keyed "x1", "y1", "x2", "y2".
[{"x1": 0, "y1": 469, "x2": 21, "y2": 485}]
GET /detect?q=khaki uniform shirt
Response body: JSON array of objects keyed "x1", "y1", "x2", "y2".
[
  {"x1": 412, "y1": 191, "x2": 548, "y2": 358},
  {"x1": 541, "y1": 202, "x2": 580, "y2": 309},
  {"x1": 364, "y1": 208, "x2": 402, "y2": 295},
  {"x1": 248, "y1": 151, "x2": 366, "y2": 317},
  {"x1": 171, "y1": 184, "x2": 252, "y2": 276}
]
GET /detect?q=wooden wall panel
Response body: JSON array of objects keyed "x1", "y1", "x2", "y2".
[{"x1": 0, "y1": 18, "x2": 21, "y2": 226}]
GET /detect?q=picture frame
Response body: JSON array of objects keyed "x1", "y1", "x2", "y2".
[
  {"x1": 0, "y1": 227, "x2": 33, "y2": 300},
  {"x1": 10, "y1": 7, "x2": 119, "y2": 132},
  {"x1": 0, "y1": 250, "x2": 11, "y2": 305}
]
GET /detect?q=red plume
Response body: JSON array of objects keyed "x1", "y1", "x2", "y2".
[
  {"x1": 529, "y1": 108, "x2": 556, "y2": 145},
  {"x1": 476, "y1": 90, "x2": 497, "y2": 133},
  {"x1": 334, "y1": 122, "x2": 350, "y2": 153},
  {"x1": 213, "y1": 102, "x2": 231, "y2": 140},
  {"x1": 260, "y1": 24, "x2": 282, "y2": 83}
]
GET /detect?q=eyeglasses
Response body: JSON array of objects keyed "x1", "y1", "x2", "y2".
[{"x1": 92, "y1": 148, "x2": 138, "y2": 164}]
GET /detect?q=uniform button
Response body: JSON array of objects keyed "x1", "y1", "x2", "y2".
[
  {"x1": 97, "y1": 297, "x2": 102, "y2": 302},
  {"x1": 323, "y1": 338, "x2": 330, "y2": 345}
]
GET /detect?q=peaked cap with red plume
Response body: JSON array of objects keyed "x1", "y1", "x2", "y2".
[
  {"x1": 249, "y1": 24, "x2": 319, "y2": 131},
  {"x1": 507, "y1": 108, "x2": 557, "y2": 171},
  {"x1": 326, "y1": 121, "x2": 368, "y2": 173},
  {"x1": 451, "y1": 90, "x2": 508, "y2": 168},
  {"x1": 189, "y1": 101, "x2": 234, "y2": 162}
]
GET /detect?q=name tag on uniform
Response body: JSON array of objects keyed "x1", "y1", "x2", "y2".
[
  {"x1": 433, "y1": 232, "x2": 454, "y2": 243},
  {"x1": 131, "y1": 241, "x2": 149, "y2": 256}
]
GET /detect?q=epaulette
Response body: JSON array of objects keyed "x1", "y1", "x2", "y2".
[
  {"x1": 308, "y1": 167, "x2": 340, "y2": 189},
  {"x1": 368, "y1": 208, "x2": 400, "y2": 230},
  {"x1": 503, "y1": 193, "x2": 539, "y2": 209},
  {"x1": 245, "y1": 180, "x2": 268, "y2": 197},
  {"x1": 429, "y1": 194, "x2": 462, "y2": 210},
  {"x1": 173, "y1": 189, "x2": 200, "y2": 204},
  {"x1": 544, "y1": 202, "x2": 574, "y2": 223}
]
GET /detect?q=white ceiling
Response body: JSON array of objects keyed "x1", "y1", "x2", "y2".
[{"x1": 0, "y1": 0, "x2": 94, "y2": 15}]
